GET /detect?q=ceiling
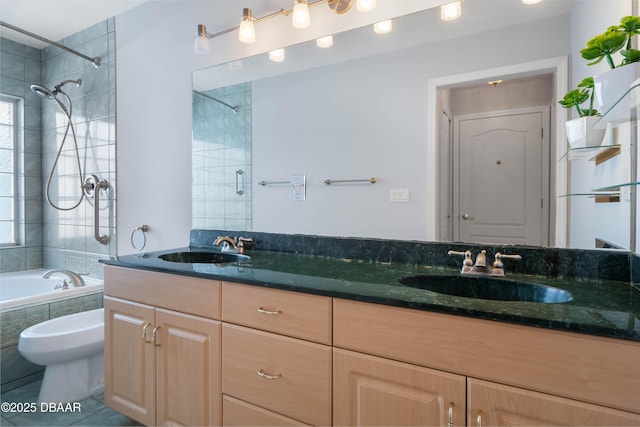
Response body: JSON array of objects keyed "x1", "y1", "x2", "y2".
[
  {"x1": 0, "y1": 0, "x2": 574, "y2": 53},
  {"x1": 0, "y1": 0, "x2": 149, "y2": 48},
  {"x1": 0, "y1": 0, "x2": 295, "y2": 49}
]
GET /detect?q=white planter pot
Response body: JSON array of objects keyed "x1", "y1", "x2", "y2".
[
  {"x1": 565, "y1": 116, "x2": 606, "y2": 148},
  {"x1": 593, "y1": 63, "x2": 640, "y2": 123}
]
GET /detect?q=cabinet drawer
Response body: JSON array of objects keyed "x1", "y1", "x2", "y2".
[
  {"x1": 223, "y1": 395, "x2": 310, "y2": 426},
  {"x1": 222, "y1": 323, "x2": 332, "y2": 426},
  {"x1": 104, "y1": 266, "x2": 221, "y2": 319},
  {"x1": 222, "y1": 282, "x2": 332, "y2": 344}
]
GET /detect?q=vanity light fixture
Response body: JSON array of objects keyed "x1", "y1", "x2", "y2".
[
  {"x1": 488, "y1": 79, "x2": 503, "y2": 87},
  {"x1": 373, "y1": 20, "x2": 393, "y2": 35},
  {"x1": 441, "y1": 1, "x2": 462, "y2": 21},
  {"x1": 292, "y1": 0, "x2": 311, "y2": 29},
  {"x1": 194, "y1": 24, "x2": 210, "y2": 54},
  {"x1": 522, "y1": 0, "x2": 542, "y2": 4},
  {"x1": 269, "y1": 48, "x2": 286, "y2": 62},
  {"x1": 195, "y1": 0, "x2": 400, "y2": 54},
  {"x1": 316, "y1": 35, "x2": 334, "y2": 48},
  {"x1": 238, "y1": 8, "x2": 256, "y2": 43},
  {"x1": 356, "y1": 0, "x2": 376, "y2": 12}
]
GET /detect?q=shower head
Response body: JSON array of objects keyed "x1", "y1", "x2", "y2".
[
  {"x1": 30, "y1": 79, "x2": 82, "y2": 100},
  {"x1": 55, "y1": 79, "x2": 82, "y2": 92},
  {"x1": 30, "y1": 84, "x2": 55, "y2": 100}
]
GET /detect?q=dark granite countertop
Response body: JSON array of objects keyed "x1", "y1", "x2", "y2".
[{"x1": 103, "y1": 246, "x2": 640, "y2": 343}]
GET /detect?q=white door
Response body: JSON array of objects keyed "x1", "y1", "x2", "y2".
[{"x1": 453, "y1": 108, "x2": 549, "y2": 246}]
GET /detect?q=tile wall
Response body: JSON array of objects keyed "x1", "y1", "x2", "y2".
[
  {"x1": 192, "y1": 82, "x2": 252, "y2": 231},
  {"x1": 0, "y1": 18, "x2": 116, "y2": 277}
]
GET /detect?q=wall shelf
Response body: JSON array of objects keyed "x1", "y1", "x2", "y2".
[
  {"x1": 591, "y1": 146, "x2": 621, "y2": 165},
  {"x1": 560, "y1": 192, "x2": 620, "y2": 201},
  {"x1": 560, "y1": 144, "x2": 620, "y2": 162}
]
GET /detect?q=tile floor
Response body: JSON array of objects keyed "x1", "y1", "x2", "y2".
[{"x1": 0, "y1": 380, "x2": 141, "y2": 426}]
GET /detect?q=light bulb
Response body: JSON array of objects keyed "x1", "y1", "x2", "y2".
[
  {"x1": 239, "y1": 8, "x2": 256, "y2": 44},
  {"x1": 440, "y1": 1, "x2": 462, "y2": 21},
  {"x1": 522, "y1": 0, "x2": 542, "y2": 4},
  {"x1": 356, "y1": 0, "x2": 376, "y2": 12},
  {"x1": 373, "y1": 20, "x2": 392, "y2": 34},
  {"x1": 269, "y1": 48, "x2": 285, "y2": 62},
  {"x1": 194, "y1": 25, "x2": 210, "y2": 55},
  {"x1": 316, "y1": 35, "x2": 333, "y2": 48},
  {"x1": 292, "y1": 0, "x2": 311, "y2": 29}
]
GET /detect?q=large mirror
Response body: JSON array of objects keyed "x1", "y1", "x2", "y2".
[{"x1": 192, "y1": 0, "x2": 635, "y2": 250}]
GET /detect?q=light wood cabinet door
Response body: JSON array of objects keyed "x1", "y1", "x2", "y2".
[
  {"x1": 334, "y1": 348, "x2": 466, "y2": 427},
  {"x1": 222, "y1": 323, "x2": 332, "y2": 426},
  {"x1": 468, "y1": 378, "x2": 640, "y2": 427},
  {"x1": 155, "y1": 308, "x2": 221, "y2": 427},
  {"x1": 223, "y1": 395, "x2": 310, "y2": 426},
  {"x1": 104, "y1": 296, "x2": 156, "y2": 426}
]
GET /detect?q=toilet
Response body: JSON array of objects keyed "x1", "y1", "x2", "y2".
[{"x1": 18, "y1": 308, "x2": 105, "y2": 403}]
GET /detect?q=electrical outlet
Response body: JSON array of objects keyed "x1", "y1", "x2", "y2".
[
  {"x1": 390, "y1": 188, "x2": 410, "y2": 203},
  {"x1": 290, "y1": 174, "x2": 306, "y2": 201}
]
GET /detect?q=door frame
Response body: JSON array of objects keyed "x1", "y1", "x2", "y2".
[
  {"x1": 427, "y1": 56, "x2": 569, "y2": 247},
  {"x1": 452, "y1": 106, "x2": 551, "y2": 246}
]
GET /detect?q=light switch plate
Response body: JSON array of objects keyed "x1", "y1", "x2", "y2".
[
  {"x1": 290, "y1": 174, "x2": 306, "y2": 201},
  {"x1": 390, "y1": 188, "x2": 410, "y2": 203}
]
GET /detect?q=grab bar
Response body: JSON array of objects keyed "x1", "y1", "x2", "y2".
[
  {"x1": 324, "y1": 177, "x2": 377, "y2": 185},
  {"x1": 236, "y1": 169, "x2": 245, "y2": 195},
  {"x1": 94, "y1": 179, "x2": 110, "y2": 245}
]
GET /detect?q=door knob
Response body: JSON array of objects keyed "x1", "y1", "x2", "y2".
[{"x1": 461, "y1": 213, "x2": 474, "y2": 220}]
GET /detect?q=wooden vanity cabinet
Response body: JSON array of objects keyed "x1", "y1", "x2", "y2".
[
  {"x1": 333, "y1": 298, "x2": 640, "y2": 427},
  {"x1": 104, "y1": 267, "x2": 640, "y2": 426},
  {"x1": 221, "y1": 282, "x2": 332, "y2": 426},
  {"x1": 103, "y1": 266, "x2": 222, "y2": 426}
]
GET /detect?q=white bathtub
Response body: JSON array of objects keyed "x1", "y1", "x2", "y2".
[{"x1": 0, "y1": 269, "x2": 104, "y2": 311}]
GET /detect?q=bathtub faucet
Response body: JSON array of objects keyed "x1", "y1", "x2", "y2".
[{"x1": 42, "y1": 269, "x2": 85, "y2": 287}]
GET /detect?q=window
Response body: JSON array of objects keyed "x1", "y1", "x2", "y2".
[{"x1": 0, "y1": 95, "x2": 19, "y2": 246}]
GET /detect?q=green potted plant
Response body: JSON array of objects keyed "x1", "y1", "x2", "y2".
[
  {"x1": 559, "y1": 77, "x2": 606, "y2": 148},
  {"x1": 581, "y1": 16, "x2": 640, "y2": 122},
  {"x1": 559, "y1": 77, "x2": 599, "y2": 117}
]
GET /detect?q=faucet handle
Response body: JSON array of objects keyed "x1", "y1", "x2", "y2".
[
  {"x1": 448, "y1": 250, "x2": 473, "y2": 266},
  {"x1": 493, "y1": 252, "x2": 522, "y2": 268},
  {"x1": 236, "y1": 237, "x2": 253, "y2": 254}
]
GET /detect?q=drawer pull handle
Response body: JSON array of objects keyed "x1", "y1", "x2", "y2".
[
  {"x1": 257, "y1": 307, "x2": 281, "y2": 315},
  {"x1": 258, "y1": 370, "x2": 282, "y2": 380},
  {"x1": 142, "y1": 322, "x2": 152, "y2": 343},
  {"x1": 448, "y1": 403, "x2": 454, "y2": 427},
  {"x1": 476, "y1": 412, "x2": 482, "y2": 427}
]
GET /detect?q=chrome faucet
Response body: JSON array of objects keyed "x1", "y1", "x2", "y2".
[
  {"x1": 448, "y1": 250, "x2": 521, "y2": 277},
  {"x1": 213, "y1": 236, "x2": 253, "y2": 254},
  {"x1": 42, "y1": 269, "x2": 86, "y2": 287}
]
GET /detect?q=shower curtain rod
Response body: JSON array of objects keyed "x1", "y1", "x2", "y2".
[
  {"x1": 0, "y1": 21, "x2": 101, "y2": 68},
  {"x1": 194, "y1": 90, "x2": 240, "y2": 113}
]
